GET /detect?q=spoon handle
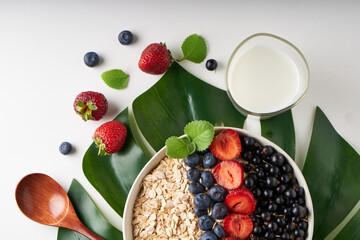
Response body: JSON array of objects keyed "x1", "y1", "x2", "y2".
[{"x1": 74, "y1": 221, "x2": 104, "y2": 240}]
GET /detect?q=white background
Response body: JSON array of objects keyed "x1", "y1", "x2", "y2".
[{"x1": 1, "y1": 1, "x2": 360, "y2": 239}]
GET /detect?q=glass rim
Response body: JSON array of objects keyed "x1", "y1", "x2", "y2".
[{"x1": 226, "y1": 32, "x2": 310, "y2": 119}]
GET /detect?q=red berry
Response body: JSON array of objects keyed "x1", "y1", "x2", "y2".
[
  {"x1": 213, "y1": 160, "x2": 244, "y2": 190},
  {"x1": 74, "y1": 91, "x2": 108, "y2": 121},
  {"x1": 138, "y1": 43, "x2": 172, "y2": 75},
  {"x1": 93, "y1": 120, "x2": 127, "y2": 155},
  {"x1": 224, "y1": 188, "x2": 255, "y2": 214},
  {"x1": 223, "y1": 214, "x2": 253, "y2": 239},
  {"x1": 210, "y1": 129, "x2": 242, "y2": 161}
]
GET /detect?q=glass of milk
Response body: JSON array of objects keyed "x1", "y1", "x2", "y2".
[{"x1": 226, "y1": 33, "x2": 309, "y2": 120}]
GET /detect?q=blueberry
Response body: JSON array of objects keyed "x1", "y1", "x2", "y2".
[
  {"x1": 194, "y1": 193, "x2": 212, "y2": 210},
  {"x1": 196, "y1": 148, "x2": 210, "y2": 155},
  {"x1": 299, "y1": 220, "x2": 308, "y2": 230},
  {"x1": 194, "y1": 206, "x2": 208, "y2": 217},
  {"x1": 198, "y1": 215, "x2": 215, "y2": 231},
  {"x1": 270, "y1": 153, "x2": 285, "y2": 166},
  {"x1": 261, "y1": 145, "x2": 275, "y2": 157},
  {"x1": 285, "y1": 189, "x2": 297, "y2": 199},
  {"x1": 201, "y1": 171, "x2": 214, "y2": 188},
  {"x1": 213, "y1": 225, "x2": 225, "y2": 238},
  {"x1": 83, "y1": 52, "x2": 99, "y2": 67},
  {"x1": 265, "y1": 176, "x2": 278, "y2": 189},
  {"x1": 184, "y1": 153, "x2": 201, "y2": 167},
  {"x1": 244, "y1": 177, "x2": 255, "y2": 188},
  {"x1": 294, "y1": 229, "x2": 305, "y2": 238},
  {"x1": 59, "y1": 142, "x2": 72, "y2": 155},
  {"x1": 203, "y1": 152, "x2": 217, "y2": 168},
  {"x1": 245, "y1": 137, "x2": 256, "y2": 147},
  {"x1": 267, "y1": 221, "x2": 278, "y2": 232},
  {"x1": 189, "y1": 182, "x2": 205, "y2": 195},
  {"x1": 187, "y1": 168, "x2": 201, "y2": 181},
  {"x1": 200, "y1": 231, "x2": 218, "y2": 240},
  {"x1": 243, "y1": 164, "x2": 252, "y2": 173},
  {"x1": 296, "y1": 186, "x2": 305, "y2": 197},
  {"x1": 253, "y1": 226, "x2": 263, "y2": 236},
  {"x1": 211, "y1": 203, "x2": 228, "y2": 219},
  {"x1": 281, "y1": 163, "x2": 292, "y2": 174},
  {"x1": 118, "y1": 30, "x2": 133, "y2": 45},
  {"x1": 209, "y1": 185, "x2": 226, "y2": 202},
  {"x1": 205, "y1": 59, "x2": 218, "y2": 71}
]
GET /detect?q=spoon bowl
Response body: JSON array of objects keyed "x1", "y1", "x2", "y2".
[{"x1": 15, "y1": 173, "x2": 103, "y2": 240}]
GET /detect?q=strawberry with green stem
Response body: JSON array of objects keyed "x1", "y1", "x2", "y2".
[
  {"x1": 74, "y1": 91, "x2": 108, "y2": 121},
  {"x1": 93, "y1": 120, "x2": 127, "y2": 156}
]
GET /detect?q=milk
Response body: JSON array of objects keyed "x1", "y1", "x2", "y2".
[{"x1": 228, "y1": 45, "x2": 300, "y2": 114}]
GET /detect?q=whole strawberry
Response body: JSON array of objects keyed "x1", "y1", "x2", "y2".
[
  {"x1": 74, "y1": 91, "x2": 108, "y2": 121},
  {"x1": 138, "y1": 43, "x2": 172, "y2": 75},
  {"x1": 93, "y1": 120, "x2": 127, "y2": 155}
]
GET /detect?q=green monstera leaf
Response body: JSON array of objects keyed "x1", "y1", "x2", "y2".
[
  {"x1": 57, "y1": 179, "x2": 123, "y2": 240},
  {"x1": 57, "y1": 63, "x2": 359, "y2": 240},
  {"x1": 132, "y1": 62, "x2": 246, "y2": 152},
  {"x1": 303, "y1": 107, "x2": 360, "y2": 240},
  {"x1": 82, "y1": 108, "x2": 149, "y2": 217}
]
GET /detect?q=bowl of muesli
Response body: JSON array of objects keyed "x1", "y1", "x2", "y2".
[{"x1": 123, "y1": 127, "x2": 314, "y2": 240}]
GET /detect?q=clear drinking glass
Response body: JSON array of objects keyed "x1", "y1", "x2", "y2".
[{"x1": 226, "y1": 33, "x2": 309, "y2": 120}]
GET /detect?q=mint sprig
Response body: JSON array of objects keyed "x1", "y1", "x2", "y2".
[
  {"x1": 178, "y1": 34, "x2": 207, "y2": 63},
  {"x1": 165, "y1": 120, "x2": 214, "y2": 159},
  {"x1": 101, "y1": 69, "x2": 129, "y2": 89}
]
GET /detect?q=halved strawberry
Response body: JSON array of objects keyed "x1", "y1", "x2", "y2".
[
  {"x1": 213, "y1": 160, "x2": 243, "y2": 190},
  {"x1": 223, "y1": 214, "x2": 253, "y2": 239},
  {"x1": 210, "y1": 129, "x2": 242, "y2": 161},
  {"x1": 224, "y1": 188, "x2": 255, "y2": 214}
]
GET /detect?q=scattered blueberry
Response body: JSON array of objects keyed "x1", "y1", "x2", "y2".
[
  {"x1": 59, "y1": 142, "x2": 72, "y2": 155},
  {"x1": 211, "y1": 203, "x2": 228, "y2": 219},
  {"x1": 83, "y1": 52, "x2": 99, "y2": 67},
  {"x1": 187, "y1": 168, "x2": 201, "y2": 181},
  {"x1": 201, "y1": 171, "x2": 214, "y2": 188},
  {"x1": 198, "y1": 215, "x2": 215, "y2": 231},
  {"x1": 205, "y1": 59, "x2": 218, "y2": 71},
  {"x1": 203, "y1": 152, "x2": 217, "y2": 168},
  {"x1": 200, "y1": 231, "x2": 218, "y2": 240},
  {"x1": 213, "y1": 225, "x2": 225, "y2": 238},
  {"x1": 194, "y1": 193, "x2": 212, "y2": 210},
  {"x1": 194, "y1": 206, "x2": 208, "y2": 217},
  {"x1": 209, "y1": 185, "x2": 226, "y2": 202},
  {"x1": 118, "y1": 30, "x2": 133, "y2": 45},
  {"x1": 189, "y1": 182, "x2": 205, "y2": 195},
  {"x1": 184, "y1": 153, "x2": 201, "y2": 167}
]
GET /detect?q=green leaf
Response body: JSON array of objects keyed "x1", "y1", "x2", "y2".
[
  {"x1": 132, "y1": 62, "x2": 246, "y2": 151},
  {"x1": 101, "y1": 69, "x2": 129, "y2": 89},
  {"x1": 184, "y1": 120, "x2": 214, "y2": 151},
  {"x1": 82, "y1": 107, "x2": 149, "y2": 217},
  {"x1": 165, "y1": 136, "x2": 190, "y2": 158},
  {"x1": 178, "y1": 34, "x2": 207, "y2": 63},
  {"x1": 302, "y1": 107, "x2": 360, "y2": 240},
  {"x1": 333, "y1": 207, "x2": 360, "y2": 239},
  {"x1": 260, "y1": 110, "x2": 295, "y2": 159},
  {"x1": 57, "y1": 179, "x2": 123, "y2": 240}
]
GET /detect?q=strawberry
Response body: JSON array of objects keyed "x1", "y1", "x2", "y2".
[
  {"x1": 210, "y1": 129, "x2": 242, "y2": 161},
  {"x1": 93, "y1": 120, "x2": 127, "y2": 155},
  {"x1": 74, "y1": 91, "x2": 108, "y2": 121},
  {"x1": 138, "y1": 43, "x2": 172, "y2": 75},
  {"x1": 223, "y1": 214, "x2": 253, "y2": 239},
  {"x1": 224, "y1": 188, "x2": 255, "y2": 214},
  {"x1": 213, "y1": 160, "x2": 244, "y2": 190},
  {"x1": 222, "y1": 237, "x2": 240, "y2": 240}
]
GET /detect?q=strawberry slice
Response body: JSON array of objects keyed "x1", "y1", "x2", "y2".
[
  {"x1": 223, "y1": 214, "x2": 253, "y2": 239},
  {"x1": 210, "y1": 129, "x2": 242, "y2": 161},
  {"x1": 213, "y1": 160, "x2": 243, "y2": 190},
  {"x1": 224, "y1": 188, "x2": 255, "y2": 214}
]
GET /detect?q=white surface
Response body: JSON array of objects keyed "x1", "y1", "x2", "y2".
[
  {"x1": 123, "y1": 127, "x2": 314, "y2": 240},
  {"x1": 1, "y1": 1, "x2": 360, "y2": 239}
]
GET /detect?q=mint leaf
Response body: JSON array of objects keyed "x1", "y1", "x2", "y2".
[
  {"x1": 101, "y1": 69, "x2": 129, "y2": 89},
  {"x1": 184, "y1": 120, "x2": 214, "y2": 151},
  {"x1": 165, "y1": 136, "x2": 190, "y2": 159},
  {"x1": 178, "y1": 34, "x2": 207, "y2": 63}
]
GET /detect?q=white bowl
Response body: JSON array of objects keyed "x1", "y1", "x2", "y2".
[{"x1": 123, "y1": 127, "x2": 314, "y2": 240}]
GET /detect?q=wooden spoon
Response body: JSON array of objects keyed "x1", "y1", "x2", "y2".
[{"x1": 15, "y1": 173, "x2": 104, "y2": 240}]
